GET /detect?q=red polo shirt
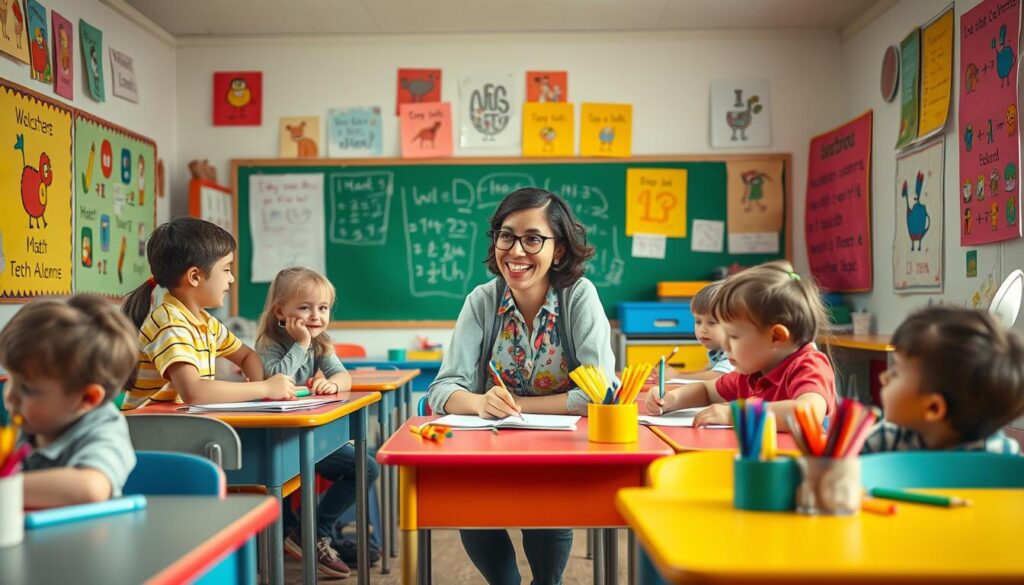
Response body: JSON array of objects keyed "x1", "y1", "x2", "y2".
[{"x1": 714, "y1": 344, "x2": 837, "y2": 415}]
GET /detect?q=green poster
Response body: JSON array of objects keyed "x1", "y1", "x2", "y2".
[
  {"x1": 74, "y1": 115, "x2": 155, "y2": 296},
  {"x1": 79, "y1": 19, "x2": 104, "y2": 102},
  {"x1": 896, "y1": 28, "x2": 920, "y2": 149}
]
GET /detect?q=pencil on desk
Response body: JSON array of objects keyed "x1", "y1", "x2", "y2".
[{"x1": 868, "y1": 487, "x2": 972, "y2": 508}]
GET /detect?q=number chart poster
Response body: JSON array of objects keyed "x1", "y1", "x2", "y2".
[
  {"x1": 74, "y1": 114, "x2": 155, "y2": 296},
  {"x1": 805, "y1": 111, "x2": 873, "y2": 292},
  {"x1": 958, "y1": 0, "x2": 1022, "y2": 245},
  {"x1": 0, "y1": 79, "x2": 72, "y2": 298}
]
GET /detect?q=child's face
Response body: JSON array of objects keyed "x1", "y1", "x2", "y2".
[
  {"x1": 693, "y1": 312, "x2": 723, "y2": 351},
  {"x1": 720, "y1": 318, "x2": 775, "y2": 374},
  {"x1": 275, "y1": 285, "x2": 332, "y2": 339},
  {"x1": 878, "y1": 352, "x2": 935, "y2": 430},
  {"x1": 196, "y1": 253, "x2": 235, "y2": 309},
  {"x1": 3, "y1": 372, "x2": 88, "y2": 440}
]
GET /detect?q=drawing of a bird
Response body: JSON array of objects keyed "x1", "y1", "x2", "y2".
[
  {"x1": 401, "y1": 73, "x2": 436, "y2": 102},
  {"x1": 598, "y1": 126, "x2": 615, "y2": 151},
  {"x1": 539, "y1": 126, "x2": 556, "y2": 151},
  {"x1": 226, "y1": 78, "x2": 252, "y2": 117}
]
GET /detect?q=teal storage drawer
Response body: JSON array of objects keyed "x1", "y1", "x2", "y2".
[{"x1": 618, "y1": 302, "x2": 695, "y2": 335}]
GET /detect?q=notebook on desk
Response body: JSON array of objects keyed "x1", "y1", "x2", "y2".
[
  {"x1": 433, "y1": 413, "x2": 581, "y2": 431},
  {"x1": 186, "y1": 396, "x2": 349, "y2": 413},
  {"x1": 639, "y1": 407, "x2": 731, "y2": 428}
]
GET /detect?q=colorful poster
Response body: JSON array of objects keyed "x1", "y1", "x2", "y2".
[
  {"x1": 459, "y1": 73, "x2": 519, "y2": 149},
  {"x1": 79, "y1": 18, "x2": 103, "y2": 102},
  {"x1": 522, "y1": 102, "x2": 573, "y2": 157},
  {"x1": 399, "y1": 102, "x2": 452, "y2": 158},
  {"x1": 894, "y1": 138, "x2": 944, "y2": 293},
  {"x1": 74, "y1": 114, "x2": 156, "y2": 296},
  {"x1": 25, "y1": 0, "x2": 49, "y2": 84},
  {"x1": 0, "y1": 0, "x2": 29, "y2": 64},
  {"x1": 0, "y1": 79, "x2": 73, "y2": 297},
  {"x1": 958, "y1": 0, "x2": 1022, "y2": 245},
  {"x1": 805, "y1": 111, "x2": 873, "y2": 292},
  {"x1": 279, "y1": 116, "x2": 320, "y2": 158},
  {"x1": 580, "y1": 103, "x2": 631, "y2": 158},
  {"x1": 526, "y1": 71, "x2": 567, "y2": 103},
  {"x1": 327, "y1": 107, "x2": 382, "y2": 157},
  {"x1": 625, "y1": 168, "x2": 687, "y2": 237},
  {"x1": 726, "y1": 159, "x2": 784, "y2": 254},
  {"x1": 896, "y1": 29, "x2": 920, "y2": 149},
  {"x1": 109, "y1": 47, "x2": 138, "y2": 103},
  {"x1": 248, "y1": 174, "x2": 326, "y2": 283},
  {"x1": 51, "y1": 10, "x2": 71, "y2": 99},
  {"x1": 710, "y1": 79, "x2": 770, "y2": 148},
  {"x1": 917, "y1": 6, "x2": 954, "y2": 139},
  {"x1": 396, "y1": 68, "x2": 441, "y2": 115},
  {"x1": 213, "y1": 71, "x2": 261, "y2": 126}
]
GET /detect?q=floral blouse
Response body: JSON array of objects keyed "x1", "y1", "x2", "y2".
[{"x1": 491, "y1": 285, "x2": 571, "y2": 396}]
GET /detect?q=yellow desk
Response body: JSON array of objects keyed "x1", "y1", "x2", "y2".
[
  {"x1": 617, "y1": 488, "x2": 1024, "y2": 583},
  {"x1": 820, "y1": 333, "x2": 895, "y2": 404}
]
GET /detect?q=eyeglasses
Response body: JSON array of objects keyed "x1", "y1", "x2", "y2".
[{"x1": 489, "y1": 230, "x2": 557, "y2": 255}]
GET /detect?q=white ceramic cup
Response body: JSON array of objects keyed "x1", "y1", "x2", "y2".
[
  {"x1": 0, "y1": 473, "x2": 24, "y2": 547},
  {"x1": 852, "y1": 312, "x2": 871, "y2": 335}
]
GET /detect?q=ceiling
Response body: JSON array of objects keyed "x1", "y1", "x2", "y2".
[{"x1": 122, "y1": 0, "x2": 883, "y2": 37}]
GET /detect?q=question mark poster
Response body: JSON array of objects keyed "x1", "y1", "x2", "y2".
[
  {"x1": 958, "y1": 0, "x2": 1021, "y2": 245},
  {"x1": 0, "y1": 79, "x2": 72, "y2": 298},
  {"x1": 74, "y1": 114, "x2": 155, "y2": 296}
]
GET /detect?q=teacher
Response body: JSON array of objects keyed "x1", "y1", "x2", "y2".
[{"x1": 427, "y1": 187, "x2": 615, "y2": 584}]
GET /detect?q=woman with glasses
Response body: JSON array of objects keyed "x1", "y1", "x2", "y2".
[{"x1": 426, "y1": 187, "x2": 615, "y2": 585}]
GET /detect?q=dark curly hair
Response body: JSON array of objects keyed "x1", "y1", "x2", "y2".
[{"x1": 484, "y1": 188, "x2": 595, "y2": 289}]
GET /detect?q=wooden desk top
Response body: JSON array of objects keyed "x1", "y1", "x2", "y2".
[
  {"x1": 349, "y1": 369, "x2": 421, "y2": 391},
  {"x1": 821, "y1": 333, "x2": 895, "y2": 352},
  {"x1": 124, "y1": 391, "x2": 381, "y2": 428}
]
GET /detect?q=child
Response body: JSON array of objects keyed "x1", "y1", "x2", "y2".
[
  {"x1": 861, "y1": 306, "x2": 1024, "y2": 454},
  {"x1": 0, "y1": 295, "x2": 139, "y2": 508},
  {"x1": 661, "y1": 281, "x2": 733, "y2": 382},
  {"x1": 121, "y1": 217, "x2": 293, "y2": 410},
  {"x1": 646, "y1": 260, "x2": 836, "y2": 428},
  {"x1": 256, "y1": 266, "x2": 381, "y2": 576}
]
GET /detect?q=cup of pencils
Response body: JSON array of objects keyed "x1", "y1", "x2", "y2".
[
  {"x1": 572, "y1": 363, "x2": 651, "y2": 444},
  {"x1": 0, "y1": 413, "x2": 26, "y2": 547},
  {"x1": 731, "y1": 399, "x2": 799, "y2": 511},
  {"x1": 788, "y1": 400, "x2": 877, "y2": 515}
]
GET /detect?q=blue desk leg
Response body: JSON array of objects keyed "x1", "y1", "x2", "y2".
[
  {"x1": 379, "y1": 392, "x2": 392, "y2": 574},
  {"x1": 354, "y1": 407, "x2": 370, "y2": 585},
  {"x1": 268, "y1": 485, "x2": 285, "y2": 585},
  {"x1": 392, "y1": 382, "x2": 408, "y2": 559},
  {"x1": 300, "y1": 428, "x2": 317, "y2": 585}
]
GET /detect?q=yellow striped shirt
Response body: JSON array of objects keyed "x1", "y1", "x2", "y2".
[{"x1": 122, "y1": 293, "x2": 242, "y2": 410}]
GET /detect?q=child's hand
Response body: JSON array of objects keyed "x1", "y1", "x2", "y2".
[
  {"x1": 265, "y1": 373, "x2": 297, "y2": 400},
  {"x1": 477, "y1": 385, "x2": 521, "y2": 419},
  {"x1": 644, "y1": 388, "x2": 667, "y2": 415},
  {"x1": 284, "y1": 317, "x2": 312, "y2": 349},
  {"x1": 692, "y1": 403, "x2": 732, "y2": 427},
  {"x1": 310, "y1": 377, "x2": 339, "y2": 394}
]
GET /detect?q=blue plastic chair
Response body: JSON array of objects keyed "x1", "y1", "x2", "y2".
[
  {"x1": 123, "y1": 451, "x2": 226, "y2": 497},
  {"x1": 417, "y1": 395, "x2": 431, "y2": 416},
  {"x1": 861, "y1": 451, "x2": 1024, "y2": 489}
]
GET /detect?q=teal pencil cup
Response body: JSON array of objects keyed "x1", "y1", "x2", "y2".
[
  {"x1": 733, "y1": 456, "x2": 799, "y2": 512},
  {"x1": 388, "y1": 348, "x2": 406, "y2": 361}
]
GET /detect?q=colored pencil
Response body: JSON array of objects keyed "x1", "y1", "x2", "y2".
[
  {"x1": 488, "y1": 361, "x2": 524, "y2": 420},
  {"x1": 868, "y1": 487, "x2": 971, "y2": 508},
  {"x1": 762, "y1": 411, "x2": 777, "y2": 460},
  {"x1": 860, "y1": 497, "x2": 898, "y2": 515},
  {"x1": 25, "y1": 495, "x2": 148, "y2": 529},
  {"x1": 0, "y1": 442, "x2": 31, "y2": 477},
  {"x1": 658, "y1": 357, "x2": 665, "y2": 399}
]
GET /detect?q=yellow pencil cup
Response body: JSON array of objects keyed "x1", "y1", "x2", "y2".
[{"x1": 588, "y1": 403, "x2": 639, "y2": 443}]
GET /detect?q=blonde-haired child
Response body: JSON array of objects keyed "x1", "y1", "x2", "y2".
[
  {"x1": 256, "y1": 266, "x2": 380, "y2": 575},
  {"x1": 646, "y1": 260, "x2": 836, "y2": 428}
]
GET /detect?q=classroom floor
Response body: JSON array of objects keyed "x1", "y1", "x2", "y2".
[{"x1": 283, "y1": 528, "x2": 632, "y2": 583}]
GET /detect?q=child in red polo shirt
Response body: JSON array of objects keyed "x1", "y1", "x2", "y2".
[{"x1": 646, "y1": 260, "x2": 836, "y2": 429}]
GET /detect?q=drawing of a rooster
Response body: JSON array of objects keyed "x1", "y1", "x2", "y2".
[{"x1": 15, "y1": 134, "x2": 51, "y2": 229}]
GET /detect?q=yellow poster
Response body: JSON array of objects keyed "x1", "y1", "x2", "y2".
[
  {"x1": 0, "y1": 80, "x2": 73, "y2": 297},
  {"x1": 726, "y1": 159, "x2": 785, "y2": 233},
  {"x1": 917, "y1": 6, "x2": 953, "y2": 138},
  {"x1": 580, "y1": 103, "x2": 631, "y2": 157},
  {"x1": 522, "y1": 102, "x2": 573, "y2": 157},
  {"x1": 625, "y1": 168, "x2": 687, "y2": 237}
]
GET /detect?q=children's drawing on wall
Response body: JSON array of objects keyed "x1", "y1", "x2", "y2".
[
  {"x1": 710, "y1": 79, "x2": 770, "y2": 148},
  {"x1": 327, "y1": 107, "x2": 382, "y2": 157},
  {"x1": 51, "y1": 10, "x2": 71, "y2": 99},
  {"x1": 399, "y1": 102, "x2": 452, "y2": 159},
  {"x1": 726, "y1": 159, "x2": 783, "y2": 254},
  {"x1": 25, "y1": 0, "x2": 49, "y2": 84},
  {"x1": 79, "y1": 18, "x2": 104, "y2": 102},
  {"x1": 894, "y1": 137, "x2": 944, "y2": 293},
  {"x1": 396, "y1": 68, "x2": 441, "y2": 115},
  {"x1": 0, "y1": 0, "x2": 29, "y2": 64},
  {"x1": 278, "y1": 116, "x2": 321, "y2": 158},
  {"x1": 966, "y1": 249, "x2": 978, "y2": 277},
  {"x1": 526, "y1": 71, "x2": 567, "y2": 103},
  {"x1": 958, "y1": 0, "x2": 1022, "y2": 245},
  {"x1": 522, "y1": 102, "x2": 573, "y2": 157},
  {"x1": 459, "y1": 73, "x2": 519, "y2": 149},
  {"x1": 213, "y1": 71, "x2": 262, "y2": 126},
  {"x1": 580, "y1": 103, "x2": 632, "y2": 157}
]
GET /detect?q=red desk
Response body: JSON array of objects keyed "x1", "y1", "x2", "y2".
[{"x1": 377, "y1": 416, "x2": 674, "y2": 585}]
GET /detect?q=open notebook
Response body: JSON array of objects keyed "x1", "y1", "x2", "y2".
[
  {"x1": 639, "y1": 407, "x2": 732, "y2": 429},
  {"x1": 433, "y1": 413, "x2": 580, "y2": 431},
  {"x1": 186, "y1": 396, "x2": 349, "y2": 413}
]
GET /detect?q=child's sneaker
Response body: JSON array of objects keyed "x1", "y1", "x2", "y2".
[
  {"x1": 283, "y1": 530, "x2": 303, "y2": 560},
  {"x1": 336, "y1": 538, "x2": 381, "y2": 567},
  {"x1": 314, "y1": 536, "x2": 351, "y2": 578}
]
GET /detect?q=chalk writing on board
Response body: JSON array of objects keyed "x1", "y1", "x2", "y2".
[
  {"x1": 401, "y1": 184, "x2": 479, "y2": 298},
  {"x1": 476, "y1": 173, "x2": 536, "y2": 208},
  {"x1": 329, "y1": 172, "x2": 393, "y2": 246},
  {"x1": 544, "y1": 179, "x2": 623, "y2": 286}
]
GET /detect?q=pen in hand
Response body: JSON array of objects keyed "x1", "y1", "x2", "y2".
[{"x1": 489, "y1": 360, "x2": 525, "y2": 420}]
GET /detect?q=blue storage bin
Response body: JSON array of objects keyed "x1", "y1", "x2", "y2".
[{"x1": 618, "y1": 302, "x2": 695, "y2": 335}]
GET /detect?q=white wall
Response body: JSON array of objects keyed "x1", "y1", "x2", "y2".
[
  {"x1": 174, "y1": 29, "x2": 840, "y2": 355},
  {"x1": 0, "y1": 0, "x2": 176, "y2": 323},
  {"x1": 839, "y1": 0, "x2": 1024, "y2": 335}
]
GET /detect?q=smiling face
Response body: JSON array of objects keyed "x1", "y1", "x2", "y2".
[
  {"x1": 195, "y1": 253, "x2": 234, "y2": 309},
  {"x1": 274, "y1": 284, "x2": 332, "y2": 340},
  {"x1": 493, "y1": 206, "x2": 564, "y2": 296}
]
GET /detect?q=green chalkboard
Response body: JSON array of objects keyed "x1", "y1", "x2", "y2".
[{"x1": 232, "y1": 157, "x2": 790, "y2": 324}]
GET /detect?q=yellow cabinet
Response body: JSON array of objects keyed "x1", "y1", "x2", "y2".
[{"x1": 625, "y1": 343, "x2": 708, "y2": 371}]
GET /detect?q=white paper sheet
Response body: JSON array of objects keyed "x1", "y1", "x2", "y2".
[
  {"x1": 631, "y1": 233, "x2": 667, "y2": 259},
  {"x1": 249, "y1": 174, "x2": 326, "y2": 282},
  {"x1": 691, "y1": 219, "x2": 725, "y2": 252},
  {"x1": 434, "y1": 413, "x2": 580, "y2": 431},
  {"x1": 639, "y1": 407, "x2": 732, "y2": 428},
  {"x1": 186, "y1": 396, "x2": 348, "y2": 413},
  {"x1": 728, "y1": 232, "x2": 779, "y2": 254}
]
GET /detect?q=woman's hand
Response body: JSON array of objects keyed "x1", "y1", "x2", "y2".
[
  {"x1": 284, "y1": 316, "x2": 312, "y2": 349},
  {"x1": 477, "y1": 385, "x2": 522, "y2": 419},
  {"x1": 692, "y1": 403, "x2": 732, "y2": 427}
]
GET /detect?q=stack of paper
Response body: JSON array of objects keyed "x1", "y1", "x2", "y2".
[
  {"x1": 187, "y1": 397, "x2": 348, "y2": 413},
  {"x1": 639, "y1": 407, "x2": 732, "y2": 428},
  {"x1": 433, "y1": 413, "x2": 580, "y2": 431}
]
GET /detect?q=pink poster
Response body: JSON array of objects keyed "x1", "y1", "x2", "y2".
[
  {"x1": 805, "y1": 111, "x2": 873, "y2": 292},
  {"x1": 958, "y1": 0, "x2": 1021, "y2": 245},
  {"x1": 399, "y1": 102, "x2": 452, "y2": 158},
  {"x1": 51, "y1": 10, "x2": 72, "y2": 100}
]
